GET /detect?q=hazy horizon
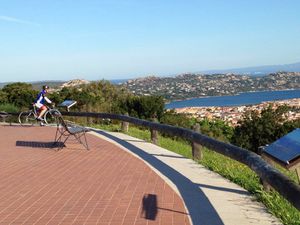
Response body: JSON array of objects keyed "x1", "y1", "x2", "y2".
[
  {"x1": 1, "y1": 1, "x2": 300, "y2": 82},
  {"x1": 1, "y1": 60, "x2": 300, "y2": 83}
]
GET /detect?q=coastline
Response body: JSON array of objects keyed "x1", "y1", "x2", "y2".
[
  {"x1": 167, "y1": 88, "x2": 300, "y2": 102},
  {"x1": 165, "y1": 89, "x2": 300, "y2": 109},
  {"x1": 173, "y1": 98, "x2": 300, "y2": 126}
]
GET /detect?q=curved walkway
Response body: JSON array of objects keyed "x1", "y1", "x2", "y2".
[
  {"x1": 90, "y1": 129, "x2": 281, "y2": 225},
  {"x1": 0, "y1": 125, "x2": 190, "y2": 225},
  {"x1": 0, "y1": 125, "x2": 282, "y2": 225}
]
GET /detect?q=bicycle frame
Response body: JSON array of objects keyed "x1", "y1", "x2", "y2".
[
  {"x1": 32, "y1": 104, "x2": 52, "y2": 119},
  {"x1": 32, "y1": 104, "x2": 39, "y2": 118},
  {"x1": 19, "y1": 104, "x2": 61, "y2": 126}
]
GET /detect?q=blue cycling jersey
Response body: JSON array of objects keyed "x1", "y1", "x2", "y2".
[{"x1": 35, "y1": 90, "x2": 47, "y2": 105}]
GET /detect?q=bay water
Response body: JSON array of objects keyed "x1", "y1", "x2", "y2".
[{"x1": 165, "y1": 89, "x2": 300, "y2": 109}]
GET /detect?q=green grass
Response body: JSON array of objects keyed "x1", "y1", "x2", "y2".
[
  {"x1": 0, "y1": 103, "x2": 19, "y2": 113},
  {"x1": 92, "y1": 124, "x2": 300, "y2": 225}
]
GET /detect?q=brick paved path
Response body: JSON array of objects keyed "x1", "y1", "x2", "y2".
[{"x1": 0, "y1": 126, "x2": 190, "y2": 225}]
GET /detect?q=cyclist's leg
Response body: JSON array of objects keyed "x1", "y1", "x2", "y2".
[{"x1": 37, "y1": 105, "x2": 47, "y2": 120}]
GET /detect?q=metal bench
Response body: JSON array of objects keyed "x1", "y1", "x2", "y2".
[
  {"x1": 54, "y1": 115, "x2": 90, "y2": 150},
  {"x1": 0, "y1": 111, "x2": 12, "y2": 125}
]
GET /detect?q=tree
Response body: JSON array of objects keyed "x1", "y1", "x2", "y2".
[
  {"x1": 2, "y1": 83, "x2": 37, "y2": 109},
  {"x1": 199, "y1": 119, "x2": 234, "y2": 142},
  {"x1": 231, "y1": 104, "x2": 299, "y2": 153},
  {"x1": 120, "y1": 95, "x2": 165, "y2": 120},
  {"x1": 0, "y1": 90, "x2": 8, "y2": 104},
  {"x1": 160, "y1": 110, "x2": 196, "y2": 128}
]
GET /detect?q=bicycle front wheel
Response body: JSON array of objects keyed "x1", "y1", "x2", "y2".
[
  {"x1": 18, "y1": 111, "x2": 36, "y2": 126},
  {"x1": 44, "y1": 109, "x2": 61, "y2": 125}
]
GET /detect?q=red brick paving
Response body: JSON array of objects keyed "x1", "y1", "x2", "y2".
[{"x1": 0, "y1": 125, "x2": 190, "y2": 225}]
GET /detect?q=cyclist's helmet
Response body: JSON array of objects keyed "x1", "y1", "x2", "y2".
[{"x1": 43, "y1": 85, "x2": 49, "y2": 90}]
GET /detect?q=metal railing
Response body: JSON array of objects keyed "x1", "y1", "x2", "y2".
[
  {"x1": 4, "y1": 111, "x2": 300, "y2": 210},
  {"x1": 58, "y1": 111, "x2": 300, "y2": 211}
]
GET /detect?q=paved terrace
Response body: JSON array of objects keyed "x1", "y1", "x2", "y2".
[{"x1": 0, "y1": 125, "x2": 281, "y2": 225}]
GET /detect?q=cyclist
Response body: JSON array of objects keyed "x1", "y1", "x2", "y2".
[{"x1": 35, "y1": 85, "x2": 53, "y2": 125}]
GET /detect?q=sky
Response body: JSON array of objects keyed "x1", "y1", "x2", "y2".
[{"x1": 0, "y1": 0, "x2": 300, "y2": 82}]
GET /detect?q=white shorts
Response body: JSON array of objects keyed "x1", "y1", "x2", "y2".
[{"x1": 35, "y1": 102, "x2": 44, "y2": 109}]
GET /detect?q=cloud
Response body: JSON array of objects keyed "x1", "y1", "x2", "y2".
[{"x1": 0, "y1": 15, "x2": 40, "y2": 26}]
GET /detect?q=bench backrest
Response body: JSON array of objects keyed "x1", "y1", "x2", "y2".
[
  {"x1": 55, "y1": 114, "x2": 71, "y2": 134},
  {"x1": 55, "y1": 114, "x2": 88, "y2": 135}
]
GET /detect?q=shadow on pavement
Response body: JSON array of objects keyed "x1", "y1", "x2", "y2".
[
  {"x1": 93, "y1": 129, "x2": 225, "y2": 225},
  {"x1": 150, "y1": 153, "x2": 186, "y2": 159},
  {"x1": 197, "y1": 183, "x2": 249, "y2": 195},
  {"x1": 141, "y1": 194, "x2": 158, "y2": 220},
  {"x1": 16, "y1": 141, "x2": 65, "y2": 149},
  {"x1": 141, "y1": 193, "x2": 190, "y2": 221}
]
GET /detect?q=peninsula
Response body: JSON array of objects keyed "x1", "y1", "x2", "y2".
[{"x1": 123, "y1": 72, "x2": 300, "y2": 101}]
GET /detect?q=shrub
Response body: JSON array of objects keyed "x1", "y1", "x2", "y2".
[{"x1": 0, "y1": 103, "x2": 19, "y2": 113}]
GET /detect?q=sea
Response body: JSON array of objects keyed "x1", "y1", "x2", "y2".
[{"x1": 165, "y1": 89, "x2": 300, "y2": 109}]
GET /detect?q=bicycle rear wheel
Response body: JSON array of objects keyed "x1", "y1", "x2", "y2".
[
  {"x1": 44, "y1": 109, "x2": 61, "y2": 125},
  {"x1": 18, "y1": 111, "x2": 37, "y2": 126}
]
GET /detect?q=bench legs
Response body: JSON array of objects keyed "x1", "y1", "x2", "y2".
[
  {"x1": 73, "y1": 132, "x2": 89, "y2": 150},
  {"x1": 54, "y1": 128, "x2": 89, "y2": 150},
  {"x1": 54, "y1": 129, "x2": 68, "y2": 150}
]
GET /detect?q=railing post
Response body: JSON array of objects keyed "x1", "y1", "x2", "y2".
[
  {"x1": 0, "y1": 111, "x2": 8, "y2": 123},
  {"x1": 150, "y1": 117, "x2": 159, "y2": 145},
  {"x1": 260, "y1": 151, "x2": 273, "y2": 191},
  {"x1": 192, "y1": 123, "x2": 203, "y2": 160},
  {"x1": 121, "y1": 113, "x2": 129, "y2": 132},
  {"x1": 86, "y1": 106, "x2": 92, "y2": 125},
  {"x1": 295, "y1": 167, "x2": 300, "y2": 184}
]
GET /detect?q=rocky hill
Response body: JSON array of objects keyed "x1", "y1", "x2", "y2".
[
  {"x1": 123, "y1": 72, "x2": 300, "y2": 100},
  {"x1": 0, "y1": 79, "x2": 90, "y2": 90},
  {"x1": 60, "y1": 79, "x2": 90, "y2": 88}
]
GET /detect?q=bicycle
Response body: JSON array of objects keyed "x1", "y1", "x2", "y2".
[{"x1": 18, "y1": 104, "x2": 61, "y2": 126}]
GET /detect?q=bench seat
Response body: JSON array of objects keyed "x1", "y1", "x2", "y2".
[{"x1": 54, "y1": 115, "x2": 90, "y2": 150}]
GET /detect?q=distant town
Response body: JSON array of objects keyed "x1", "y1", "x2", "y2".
[
  {"x1": 123, "y1": 72, "x2": 300, "y2": 101},
  {"x1": 2, "y1": 73, "x2": 300, "y2": 127},
  {"x1": 174, "y1": 98, "x2": 300, "y2": 126}
]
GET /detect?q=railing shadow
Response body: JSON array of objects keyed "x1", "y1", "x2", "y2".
[
  {"x1": 16, "y1": 141, "x2": 65, "y2": 149},
  {"x1": 93, "y1": 129, "x2": 225, "y2": 225},
  {"x1": 150, "y1": 153, "x2": 186, "y2": 159},
  {"x1": 122, "y1": 139, "x2": 148, "y2": 143},
  {"x1": 197, "y1": 183, "x2": 249, "y2": 195}
]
